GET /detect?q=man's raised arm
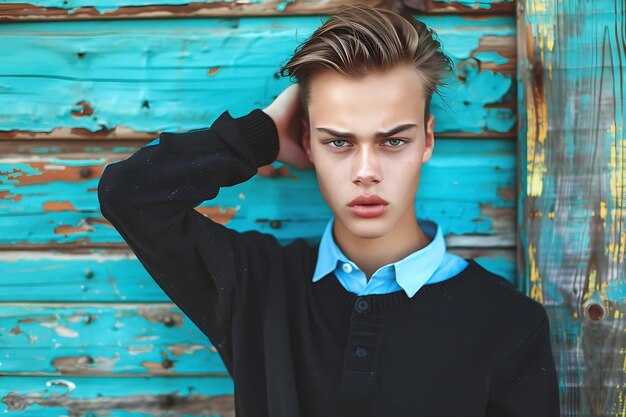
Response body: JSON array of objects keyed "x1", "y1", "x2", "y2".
[{"x1": 97, "y1": 108, "x2": 280, "y2": 373}]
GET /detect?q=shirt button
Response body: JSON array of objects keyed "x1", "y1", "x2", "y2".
[
  {"x1": 355, "y1": 297, "x2": 369, "y2": 313},
  {"x1": 356, "y1": 347, "x2": 368, "y2": 358},
  {"x1": 342, "y1": 263, "x2": 353, "y2": 273}
]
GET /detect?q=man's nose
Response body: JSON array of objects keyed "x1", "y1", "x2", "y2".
[{"x1": 352, "y1": 146, "x2": 382, "y2": 185}]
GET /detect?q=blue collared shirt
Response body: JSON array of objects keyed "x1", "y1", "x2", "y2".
[{"x1": 312, "y1": 215, "x2": 469, "y2": 298}]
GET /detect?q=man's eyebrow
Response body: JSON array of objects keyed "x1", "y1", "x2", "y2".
[{"x1": 316, "y1": 124, "x2": 417, "y2": 138}]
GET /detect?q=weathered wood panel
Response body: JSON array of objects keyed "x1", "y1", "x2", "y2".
[
  {"x1": 0, "y1": 138, "x2": 516, "y2": 248},
  {"x1": 518, "y1": 0, "x2": 625, "y2": 415},
  {"x1": 0, "y1": 0, "x2": 514, "y2": 21},
  {"x1": 0, "y1": 251, "x2": 512, "y2": 376},
  {"x1": 0, "y1": 6, "x2": 522, "y2": 415},
  {"x1": 0, "y1": 376, "x2": 235, "y2": 417},
  {"x1": 0, "y1": 304, "x2": 229, "y2": 375},
  {"x1": 0, "y1": 15, "x2": 516, "y2": 140},
  {"x1": 0, "y1": 249, "x2": 515, "y2": 302}
]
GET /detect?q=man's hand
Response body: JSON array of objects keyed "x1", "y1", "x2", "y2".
[{"x1": 262, "y1": 84, "x2": 314, "y2": 170}]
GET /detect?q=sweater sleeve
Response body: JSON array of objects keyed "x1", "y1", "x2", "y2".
[
  {"x1": 97, "y1": 109, "x2": 280, "y2": 372},
  {"x1": 485, "y1": 314, "x2": 561, "y2": 417}
]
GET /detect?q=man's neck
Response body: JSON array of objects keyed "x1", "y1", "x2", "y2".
[{"x1": 333, "y1": 213, "x2": 432, "y2": 281}]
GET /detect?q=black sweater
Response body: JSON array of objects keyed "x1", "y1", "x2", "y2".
[{"x1": 97, "y1": 108, "x2": 561, "y2": 417}]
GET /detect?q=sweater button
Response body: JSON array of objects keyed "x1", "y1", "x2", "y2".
[
  {"x1": 355, "y1": 347, "x2": 368, "y2": 358},
  {"x1": 355, "y1": 297, "x2": 369, "y2": 313}
]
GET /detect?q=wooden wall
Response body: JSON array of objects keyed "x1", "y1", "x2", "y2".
[
  {"x1": 1, "y1": 1, "x2": 521, "y2": 415},
  {"x1": 519, "y1": 0, "x2": 625, "y2": 415}
]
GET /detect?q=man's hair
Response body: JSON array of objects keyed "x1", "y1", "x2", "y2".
[{"x1": 278, "y1": 4, "x2": 453, "y2": 127}]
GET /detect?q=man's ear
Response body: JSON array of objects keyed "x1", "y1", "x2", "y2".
[
  {"x1": 302, "y1": 117, "x2": 314, "y2": 164},
  {"x1": 422, "y1": 114, "x2": 435, "y2": 164}
]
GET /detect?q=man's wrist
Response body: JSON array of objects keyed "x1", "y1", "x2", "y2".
[{"x1": 236, "y1": 109, "x2": 280, "y2": 167}]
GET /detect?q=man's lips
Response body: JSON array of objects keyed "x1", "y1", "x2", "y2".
[{"x1": 347, "y1": 194, "x2": 389, "y2": 207}]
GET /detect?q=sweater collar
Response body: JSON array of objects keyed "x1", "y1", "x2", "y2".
[
  {"x1": 315, "y1": 257, "x2": 482, "y2": 312},
  {"x1": 312, "y1": 215, "x2": 446, "y2": 298}
]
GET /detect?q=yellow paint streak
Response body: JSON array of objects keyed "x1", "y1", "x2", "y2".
[
  {"x1": 600, "y1": 200, "x2": 608, "y2": 228},
  {"x1": 530, "y1": 0, "x2": 547, "y2": 13},
  {"x1": 530, "y1": 0, "x2": 555, "y2": 52},
  {"x1": 548, "y1": 60, "x2": 552, "y2": 82},
  {"x1": 535, "y1": 23, "x2": 555, "y2": 52},
  {"x1": 617, "y1": 386, "x2": 626, "y2": 416},
  {"x1": 606, "y1": 232, "x2": 626, "y2": 264},
  {"x1": 572, "y1": 310, "x2": 578, "y2": 319},
  {"x1": 608, "y1": 130, "x2": 626, "y2": 264},
  {"x1": 585, "y1": 269, "x2": 598, "y2": 302},
  {"x1": 615, "y1": 309, "x2": 620, "y2": 319},
  {"x1": 526, "y1": 84, "x2": 548, "y2": 197},
  {"x1": 528, "y1": 243, "x2": 544, "y2": 303}
]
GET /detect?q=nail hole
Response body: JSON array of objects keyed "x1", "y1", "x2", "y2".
[
  {"x1": 587, "y1": 303, "x2": 604, "y2": 321},
  {"x1": 79, "y1": 167, "x2": 91, "y2": 179}
]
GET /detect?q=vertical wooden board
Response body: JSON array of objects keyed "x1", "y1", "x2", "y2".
[{"x1": 518, "y1": 0, "x2": 625, "y2": 414}]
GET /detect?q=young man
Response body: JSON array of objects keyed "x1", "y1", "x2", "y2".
[{"x1": 98, "y1": 5, "x2": 560, "y2": 416}]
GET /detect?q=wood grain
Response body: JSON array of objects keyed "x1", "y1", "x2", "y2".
[
  {"x1": 0, "y1": 0, "x2": 515, "y2": 22},
  {"x1": 518, "y1": 0, "x2": 625, "y2": 414}
]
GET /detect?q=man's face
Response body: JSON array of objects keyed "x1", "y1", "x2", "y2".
[{"x1": 302, "y1": 64, "x2": 435, "y2": 241}]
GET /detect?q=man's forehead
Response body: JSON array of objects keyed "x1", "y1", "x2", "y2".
[{"x1": 307, "y1": 66, "x2": 426, "y2": 97}]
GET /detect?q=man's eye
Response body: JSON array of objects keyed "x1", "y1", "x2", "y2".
[
  {"x1": 324, "y1": 138, "x2": 408, "y2": 150},
  {"x1": 328, "y1": 139, "x2": 349, "y2": 148},
  {"x1": 385, "y1": 138, "x2": 407, "y2": 147}
]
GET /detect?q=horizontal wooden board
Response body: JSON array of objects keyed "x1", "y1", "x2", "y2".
[
  {"x1": 0, "y1": 376, "x2": 235, "y2": 416},
  {"x1": 0, "y1": 15, "x2": 516, "y2": 140},
  {"x1": 0, "y1": 138, "x2": 516, "y2": 248},
  {"x1": 0, "y1": 251, "x2": 514, "y2": 376},
  {"x1": 0, "y1": 249, "x2": 516, "y2": 303},
  {"x1": 0, "y1": 303, "x2": 229, "y2": 375},
  {"x1": 0, "y1": 0, "x2": 515, "y2": 21}
]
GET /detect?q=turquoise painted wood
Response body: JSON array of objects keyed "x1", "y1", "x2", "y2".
[
  {"x1": 518, "y1": 0, "x2": 625, "y2": 415},
  {"x1": 0, "y1": 0, "x2": 515, "y2": 21},
  {"x1": 0, "y1": 251, "x2": 515, "y2": 304},
  {"x1": 0, "y1": 7, "x2": 520, "y2": 416},
  {"x1": 0, "y1": 304, "x2": 230, "y2": 374},
  {"x1": 0, "y1": 138, "x2": 516, "y2": 246},
  {"x1": 0, "y1": 15, "x2": 515, "y2": 138},
  {"x1": 0, "y1": 376, "x2": 235, "y2": 416}
]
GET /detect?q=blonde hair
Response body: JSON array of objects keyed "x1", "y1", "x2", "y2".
[{"x1": 278, "y1": 4, "x2": 453, "y2": 126}]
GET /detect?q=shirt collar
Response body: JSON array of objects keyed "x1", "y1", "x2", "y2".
[{"x1": 311, "y1": 215, "x2": 447, "y2": 298}]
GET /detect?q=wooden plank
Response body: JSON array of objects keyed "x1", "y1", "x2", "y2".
[
  {"x1": 518, "y1": 0, "x2": 625, "y2": 414},
  {"x1": 0, "y1": 138, "x2": 516, "y2": 248},
  {"x1": 0, "y1": 15, "x2": 516, "y2": 140},
  {"x1": 0, "y1": 303, "x2": 229, "y2": 375},
  {"x1": 0, "y1": 249, "x2": 516, "y2": 303},
  {"x1": 0, "y1": 376, "x2": 235, "y2": 417},
  {"x1": 0, "y1": 0, "x2": 515, "y2": 22},
  {"x1": 0, "y1": 250, "x2": 513, "y2": 376}
]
